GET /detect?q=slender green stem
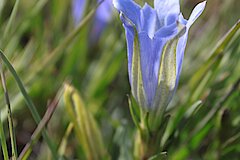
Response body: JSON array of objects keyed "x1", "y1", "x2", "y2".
[
  {"x1": 0, "y1": 50, "x2": 58, "y2": 159},
  {"x1": 0, "y1": 112, "x2": 9, "y2": 160},
  {"x1": 3, "y1": 0, "x2": 48, "y2": 47},
  {"x1": 2, "y1": 0, "x2": 20, "y2": 46},
  {"x1": 58, "y1": 123, "x2": 74, "y2": 158},
  {"x1": 191, "y1": 78, "x2": 240, "y2": 136},
  {"x1": 18, "y1": 90, "x2": 61, "y2": 160},
  {"x1": 0, "y1": 61, "x2": 17, "y2": 159},
  {"x1": 26, "y1": 0, "x2": 104, "y2": 83}
]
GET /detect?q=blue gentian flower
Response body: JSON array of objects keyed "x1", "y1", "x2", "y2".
[
  {"x1": 72, "y1": 0, "x2": 87, "y2": 25},
  {"x1": 90, "y1": 0, "x2": 113, "y2": 43},
  {"x1": 72, "y1": 0, "x2": 113, "y2": 42},
  {"x1": 113, "y1": 0, "x2": 206, "y2": 110}
]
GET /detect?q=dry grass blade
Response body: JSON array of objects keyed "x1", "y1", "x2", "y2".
[{"x1": 17, "y1": 91, "x2": 62, "y2": 160}]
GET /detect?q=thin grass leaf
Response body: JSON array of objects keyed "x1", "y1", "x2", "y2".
[
  {"x1": 2, "y1": 0, "x2": 20, "y2": 46},
  {"x1": 18, "y1": 89, "x2": 61, "y2": 160},
  {"x1": 0, "y1": 61, "x2": 17, "y2": 159},
  {"x1": 191, "y1": 78, "x2": 240, "y2": 136},
  {"x1": 0, "y1": 112, "x2": 9, "y2": 160},
  {"x1": 58, "y1": 123, "x2": 74, "y2": 158},
  {"x1": 0, "y1": 50, "x2": 59, "y2": 159},
  {"x1": 189, "y1": 19, "x2": 240, "y2": 95},
  {"x1": 26, "y1": 1, "x2": 104, "y2": 83},
  {"x1": 0, "y1": 0, "x2": 6, "y2": 17},
  {"x1": 148, "y1": 152, "x2": 167, "y2": 160},
  {"x1": 4, "y1": 0, "x2": 49, "y2": 46},
  {"x1": 64, "y1": 84, "x2": 109, "y2": 160}
]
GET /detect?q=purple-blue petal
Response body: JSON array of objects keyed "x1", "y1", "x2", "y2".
[
  {"x1": 140, "y1": 3, "x2": 157, "y2": 38},
  {"x1": 166, "y1": 13, "x2": 179, "y2": 26},
  {"x1": 154, "y1": 0, "x2": 180, "y2": 26},
  {"x1": 139, "y1": 31, "x2": 174, "y2": 108},
  {"x1": 138, "y1": 32, "x2": 157, "y2": 107},
  {"x1": 176, "y1": 33, "x2": 188, "y2": 84},
  {"x1": 176, "y1": 1, "x2": 206, "y2": 82},
  {"x1": 154, "y1": 21, "x2": 178, "y2": 38},
  {"x1": 90, "y1": 0, "x2": 113, "y2": 43},
  {"x1": 96, "y1": 0, "x2": 113, "y2": 23},
  {"x1": 120, "y1": 14, "x2": 135, "y2": 86},
  {"x1": 187, "y1": 1, "x2": 207, "y2": 27},
  {"x1": 113, "y1": 0, "x2": 141, "y2": 30},
  {"x1": 72, "y1": 0, "x2": 86, "y2": 25},
  {"x1": 113, "y1": 0, "x2": 206, "y2": 110},
  {"x1": 178, "y1": 13, "x2": 188, "y2": 25}
]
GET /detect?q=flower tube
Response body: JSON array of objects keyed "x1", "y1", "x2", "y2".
[{"x1": 113, "y1": 0, "x2": 206, "y2": 112}]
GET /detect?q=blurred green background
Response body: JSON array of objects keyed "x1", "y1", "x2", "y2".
[{"x1": 0, "y1": 0, "x2": 239, "y2": 159}]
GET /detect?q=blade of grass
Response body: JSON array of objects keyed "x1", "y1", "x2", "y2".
[
  {"x1": 3, "y1": 0, "x2": 49, "y2": 47},
  {"x1": 64, "y1": 84, "x2": 89, "y2": 158},
  {"x1": 0, "y1": 0, "x2": 6, "y2": 17},
  {"x1": 0, "y1": 61, "x2": 17, "y2": 159},
  {"x1": 64, "y1": 83, "x2": 109, "y2": 160},
  {"x1": 162, "y1": 20, "x2": 240, "y2": 149},
  {"x1": 17, "y1": 88, "x2": 62, "y2": 160},
  {"x1": 26, "y1": 1, "x2": 104, "y2": 83},
  {"x1": 221, "y1": 132, "x2": 240, "y2": 149},
  {"x1": 0, "y1": 112, "x2": 9, "y2": 160},
  {"x1": 189, "y1": 19, "x2": 240, "y2": 93},
  {"x1": 191, "y1": 77, "x2": 240, "y2": 136},
  {"x1": 0, "y1": 50, "x2": 59, "y2": 159},
  {"x1": 58, "y1": 123, "x2": 74, "y2": 158},
  {"x1": 2, "y1": 0, "x2": 20, "y2": 44}
]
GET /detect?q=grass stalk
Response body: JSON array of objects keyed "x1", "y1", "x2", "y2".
[
  {"x1": 191, "y1": 78, "x2": 240, "y2": 136},
  {"x1": 2, "y1": 0, "x2": 20, "y2": 46},
  {"x1": 0, "y1": 112, "x2": 9, "y2": 160},
  {"x1": 58, "y1": 123, "x2": 74, "y2": 158},
  {"x1": 0, "y1": 50, "x2": 59, "y2": 159},
  {"x1": 26, "y1": 1, "x2": 104, "y2": 83},
  {"x1": 17, "y1": 91, "x2": 61, "y2": 160},
  {"x1": 0, "y1": 61, "x2": 17, "y2": 159}
]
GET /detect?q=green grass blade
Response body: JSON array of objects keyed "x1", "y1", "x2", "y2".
[
  {"x1": 2, "y1": 0, "x2": 20, "y2": 46},
  {"x1": 4, "y1": 0, "x2": 48, "y2": 46},
  {"x1": 0, "y1": 50, "x2": 59, "y2": 159},
  {"x1": 18, "y1": 91, "x2": 61, "y2": 160},
  {"x1": 191, "y1": 78, "x2": 240, "y2": 136},
  {"x1": 58, "y1": 123, "x2": 74, "y2": 158},
  {"x1": 0, "y1": 112, "x2": 9, "y2": 160},
  {"x1": 26, "y1": 1, "x2": 103, "y2": 83},
  {"x1": 189, "y1": 19, "x2": 240, "y2": 94},
  {"x1": 0, "y1": 0, "x2": 6, "y2": 17},
  {"x1": 0, "y1": 61, "x2": 18, "y2": 159}
]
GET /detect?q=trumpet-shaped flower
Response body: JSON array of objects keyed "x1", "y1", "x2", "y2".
[
  {"x1": 90, "y1": 0, "x2": 113, "y2": 43},
  {"x1": 113, "y1": 0, "x2": 206, "y2": 110},
  {"x1": 72, "y1": 0, "x2": 113, "y2": 42}
]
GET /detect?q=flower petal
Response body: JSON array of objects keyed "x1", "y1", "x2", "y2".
[
  {"x1": 176, "y1": 33, "x2": 188, "y2": 84},
  {"x1": 96, "y1": 0, "x2": 113, "y2": 22},
  {"x1": 140, "y1": 3, "x2": 158, "y2": 38},
  {"x1": 154, "y1": 21, "x2": 178, "y2": 38},
  {"x1": 72, "y1": 0, "x2": 86, "y2": 25},
  {"x1": 153, "y1": 26, "x2": 186, "y2": 113},
  {"x1": 138, "y1": 32, "x2": 157, "y2": 107},
  {"x1": 120, "y1": 14, "x2": 135, "y2": 86},
  {"x1": 113, "y1": 0, "x2": 141, "y2": 30},
  {"x1": 187, "y1": 1, "x2": 207, "y2": 27},
  {"x1": 176, "y1": 1, "x2": 206, "y2": 82},
  {"x1": 154, "y1": 0, "x2": 180, "y2": 26},
  {"x1": 90, "y1": 0, "x2": 113, "y2": 43},
  {"x1": 178, "y1": 13, "x2": 187, "y2": 25}
]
